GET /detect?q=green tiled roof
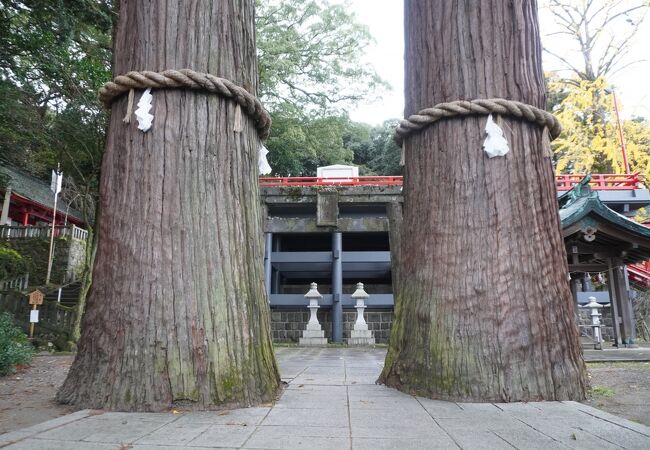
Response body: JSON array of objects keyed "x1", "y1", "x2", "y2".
[
  {"x1": 0, "y1": 163, "x2": 84, "y2": 222},
  {"x1": 559, "y1": 175, "x2": 650, "y2": 239}
]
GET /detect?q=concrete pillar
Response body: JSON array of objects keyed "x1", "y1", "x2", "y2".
[
  {"x1": 0, "y1": 186, "x2": 11, "y2": 225},
  {"x1": 332, "y1": 231, "x2": 343, "y2": 342},
  {"x1": 264, "y1": 232, "x2": 272, "y2": 297}
]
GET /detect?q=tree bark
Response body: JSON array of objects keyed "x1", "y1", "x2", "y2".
[
  {"x1": 379, "y1": 0, "x2": 588, "y2": 402},
  {"x1": 57, "y1": 0, "x2": 280, "y2": 411}
]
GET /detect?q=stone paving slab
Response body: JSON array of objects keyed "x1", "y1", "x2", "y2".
[
  {"x1": 2, "y1": 347, "x2": 650, "y2": 449},
  {"x1": 584, "y1": 347, "x2": 650, "y2": 362}
]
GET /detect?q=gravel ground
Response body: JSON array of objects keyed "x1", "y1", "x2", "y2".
[
  {"x1": 0, "y1": 354, "x2": 74, "y2": 434},
  {"x1": 1, "y1": 355, "x2": 649, "y2": 435},
  {"x1": 584, "y1": 361, "x2": 650, "y2": 426}
]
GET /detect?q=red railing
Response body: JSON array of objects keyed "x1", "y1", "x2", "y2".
[
  {"x1": 260, "y1": 173, "x2": 644, "y2": 190},
  {"x1": 555, "y1": 173, "x2": 643, "y2": 191},
  {"x1": 259, "y1": 176, "x2": 403, "y2": 187},
  {"x1": 628, "y1": 263, "x2": 650, "y2": 288}
]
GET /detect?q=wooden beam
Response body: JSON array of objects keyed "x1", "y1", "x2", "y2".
[
  {"x1": 568, "y1": 263, "x2": 608, "y2": 272},
  {"x1": 566, "y1": 242, "x2": 635, "y2": 255}
]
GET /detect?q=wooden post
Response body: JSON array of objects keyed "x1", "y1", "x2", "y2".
[
  {"x1": 607, "y1": 258, "x2": 622, "y2": 346},
  {"x1": 29, "y1": 304, "x2": 37, "y2": 339},
  {"x1": 28, "y1": 290, "x2": 44, "y2": 339},
  {"x1": 0, "y1": 186, "x2": 11, "y2": 225},
  {"x1": 613, "y1": 259, "x2": 635, "y2": 345}
]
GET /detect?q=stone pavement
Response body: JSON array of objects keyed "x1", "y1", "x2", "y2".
[
  {"x1": 584, "y1": 347, "x2": 650, "y2": 362},
  {"x1": 1, "y1": 347, "x2": 649, "y2": 449}
]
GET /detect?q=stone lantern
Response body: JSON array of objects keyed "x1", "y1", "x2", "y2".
[
  {"x1": 348, "y1": 282, "x2": 375, "y2": 346},
  {"x1": 299, "y1": 283, "x2": 328, "y2": 346},
  {"x1": 583, "y1": 296, "x2": 604, "y2": 349}
]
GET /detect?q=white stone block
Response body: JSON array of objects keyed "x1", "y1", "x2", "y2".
[{"x1": 299, "y1": 337, "x2": 328, "y2": 346}]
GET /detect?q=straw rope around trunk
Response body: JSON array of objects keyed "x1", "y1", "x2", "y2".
[
  {"x1": 394, "y1": 98, "x2": 561, "y2": 147},
  {"x1": 99, "y1": 69, "x2": 271, "y2": 140}
]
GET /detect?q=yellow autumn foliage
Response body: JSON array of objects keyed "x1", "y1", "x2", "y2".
[{"x1": 548, "y1": 75, "x2": 650, "y2": 175}]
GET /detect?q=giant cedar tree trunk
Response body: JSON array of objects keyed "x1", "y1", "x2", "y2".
[
  {"x1": 57, "y1": 0, "x2": 280, "y2": 411},
  {"x1": 379, "y1": 0, "x2": 587, "y2": 401}
]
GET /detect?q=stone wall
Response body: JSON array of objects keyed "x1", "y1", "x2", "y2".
[
  {"x1": 271, "y1": 308, "x2": 393, "y2": 344},
  {"x1": 1, "y1": 237, "x2": 70, "y2": 286},
  {"x1": 65, "y1": 238, "x2": 87, "y2": 283}
]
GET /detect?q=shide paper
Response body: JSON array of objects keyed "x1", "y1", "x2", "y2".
[
  {"x1": 259, "y1": 145, "x2": 272, "y2": 175},
  {"x1": 483, "y1": 114, "x2": 509, "y2": 158},
  {"x1": 135, "y1": 88, "x2": 154, "y2": 132}
]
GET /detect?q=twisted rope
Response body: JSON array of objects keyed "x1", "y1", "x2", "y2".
[
  {"x1": 99, "y1": 69, "x2": 271, "y2": 140},
  {"x1": 394, "y1": 98, "x2": 561, "y2": 146}
]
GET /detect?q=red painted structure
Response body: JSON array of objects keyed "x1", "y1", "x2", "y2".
[
  {"x1": 555, "y1": 173, "x2": 643, "y2": 191},
  {"x1": 259, "y1": 176, "x2": 403, "y2": 187},
  {"x1": 628, "y1": 263, "x2": 650, "y2": 288},
  {"x1": 0, "y1": 190, "x2": 85, "y2": 227},
  {"x1": 260, "y1": 173, "x2": 644, "y2": 190}
]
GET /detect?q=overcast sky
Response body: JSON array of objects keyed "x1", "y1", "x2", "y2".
[{"x1": 346, "y1": 1, "x2": 650, "y2": 125}]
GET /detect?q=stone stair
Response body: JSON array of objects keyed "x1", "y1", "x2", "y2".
[{"x1": 43, "y1": 281, "x2": 82, "y2": 307}]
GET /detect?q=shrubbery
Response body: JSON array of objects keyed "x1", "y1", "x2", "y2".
[
  {"x1": 0, "y1": 245, "x2": 27, "y2": 281},
  {"x1": 0, "y1": 312, "x2": 33, "y2": 376}
]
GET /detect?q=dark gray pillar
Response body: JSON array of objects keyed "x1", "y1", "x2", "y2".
[
  {"x1": 272, "y1": 235, "x2": 281, "y2": 294},
  {"x1": 387, "y1": 202, "x2": 403, "y2": 294},
  {"x1": 613, "y1": 260, "x2": 635, "y2": 345},
  {"x1": 607, "y1": 258, "x2": 622, "y2": 346},
  {"x1": 264, "y1": 233, "x2": 272, "y2": 297},
  {"x1": 332, "y1": 231, "x2": 343, "y2": 342}
]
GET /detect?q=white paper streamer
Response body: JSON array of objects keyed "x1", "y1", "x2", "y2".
[
  {"x1": 258, "y1": 145, "x2": 272, "y2": 175},
  {"x1": 483, "y1": 114, "x2": 509, "y2": 158},
  {"x1": 135, "y1": 88, "x2": 154, "y2": 132}
]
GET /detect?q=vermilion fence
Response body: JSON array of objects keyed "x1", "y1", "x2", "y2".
[
  {"x1": 555, "y1": 173, "x2": 643, "y2": 191},
  {"x1": 260, "y1": 173, "x2": 644, "y2": 190},
  {"x1": 628, "y1": 263, "x2": 650, "y2": 288},
  {"x1": 259, "y1": 176, "x2": 403, "y2": 187}
]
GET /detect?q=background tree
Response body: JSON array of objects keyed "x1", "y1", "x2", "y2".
[
  {"x1": 57, "y1": 0, "x2": 280, "y2": 411},
  {"x1": 542, "y1": 0, "x2": 650, "y2": 83},
  {"x1": 256, "y1": 0, "x2": 384, "y2": 113},
  {"x1": 380, "y1": 0, "x2": 587, "y2": 401},
  {"x1": 542, "y1": 0, "x2": 650, "y2": 176},
  {"x1": 549, "y1": 75, "x2": 650, "y2": 173},
  {"x1": 0, "y1": 0, "x2": 114, "y2": 341},
  {"x1": 256, "y1": 0, "x2": 394, "y2": 176}
]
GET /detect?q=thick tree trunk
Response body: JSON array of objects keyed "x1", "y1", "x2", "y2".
[
  {"x1": 379, "y1": 0, "x2": 587, "y2": 402},
  {"x1": 57, "y1": 0, "x2": 280, "y2": 411}
]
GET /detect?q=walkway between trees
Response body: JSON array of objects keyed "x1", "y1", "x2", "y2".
[{"x1": 1, "y1": 347, "x2": 649, "y2": 449}]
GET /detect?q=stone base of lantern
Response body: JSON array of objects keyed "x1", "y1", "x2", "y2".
[
  {"x1": 347, "y1": 329, "x2": 375, "y2": 346},
  {"x1": 299, "y1": 328, "x2": 328, "y2": 346}
]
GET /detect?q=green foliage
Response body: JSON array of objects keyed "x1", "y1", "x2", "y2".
[
  {"x1": 265, "y1": 113, "x2": 402, "y2": 176},
  {"x1": 2, "y1": 238, "x2": 69, "y2": 286},
  {"x1": 257, "y1": 0, "x2": 395, "y2": 177},
  {"x1": 0, "y1": 312, "x2": 33, "y2": 376},
  {"x1": 0, "y1": 0, "x2": 114, "y2": 220},
  {"x1": 352, "y1": 119, "x2": 402, "y2": 176},
  {"x1": 0, "y1": 245, "x2": 27, "y2": 281},
  {"x1": 256, "y1": 0, "x2": 385, "y2": 114}
]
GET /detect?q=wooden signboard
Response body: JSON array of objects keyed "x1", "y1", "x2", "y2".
[{"x1": 29, "y1": 290, "x2": 44, "y2": 306}]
